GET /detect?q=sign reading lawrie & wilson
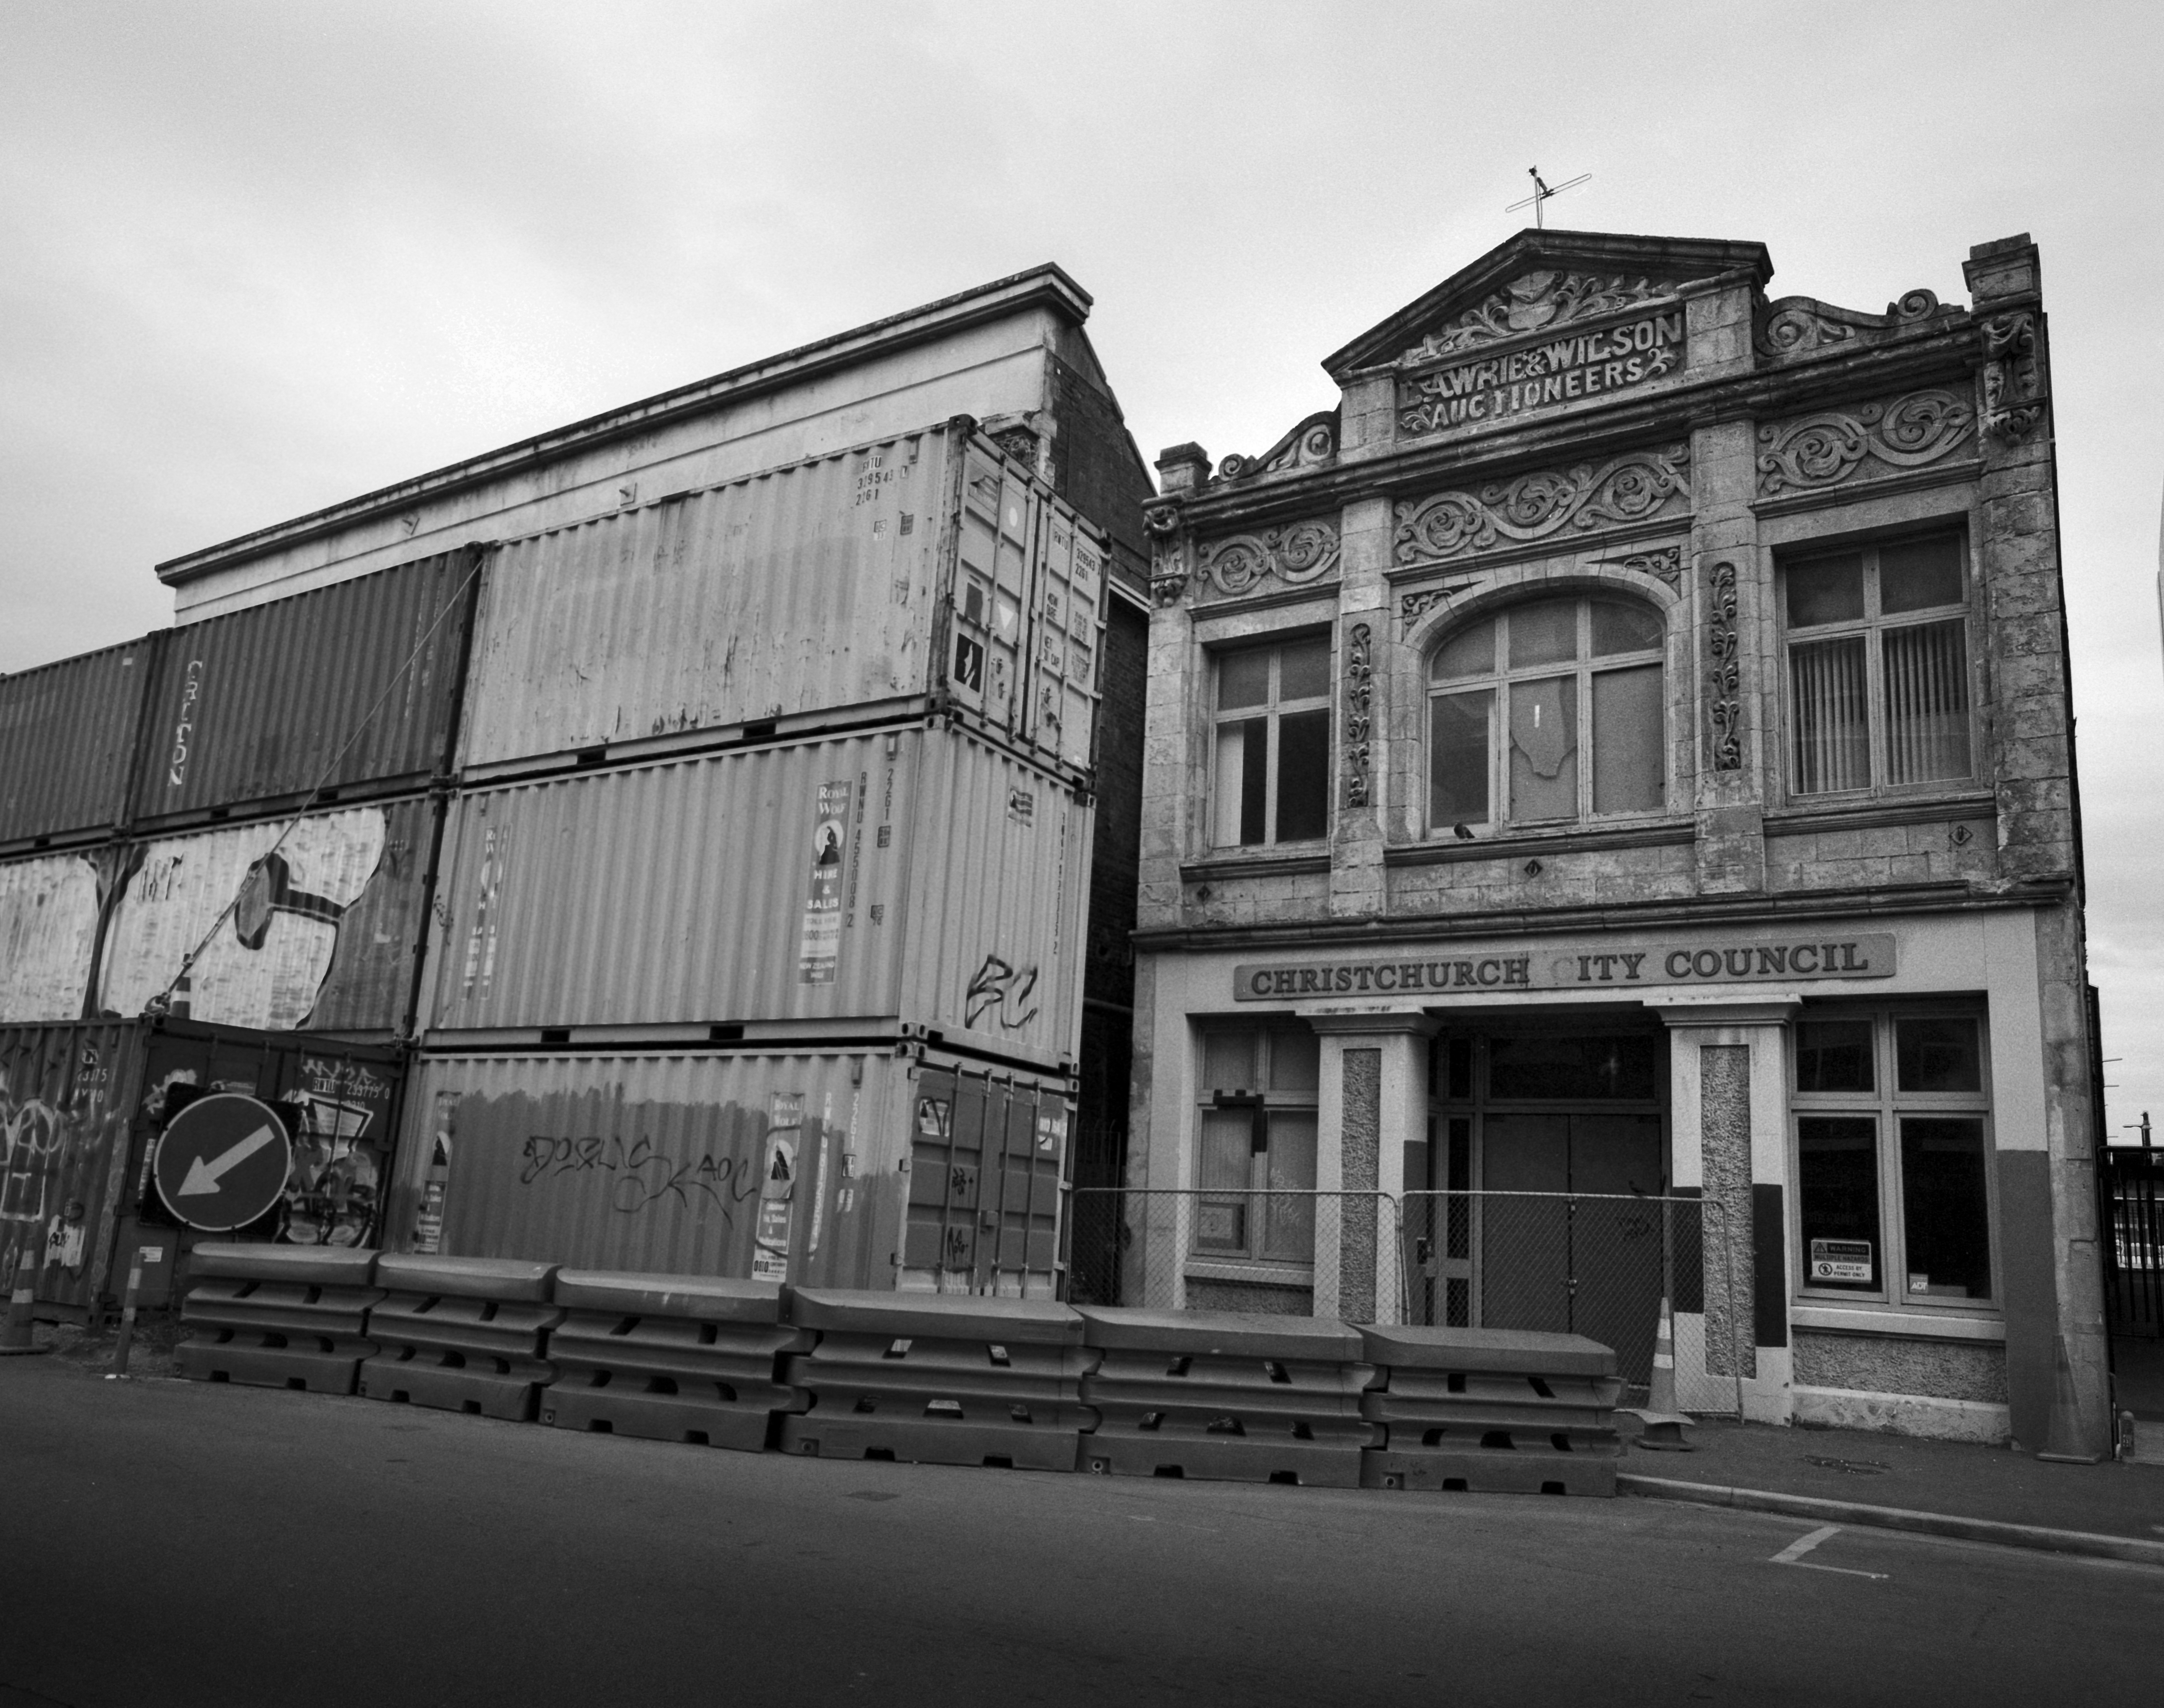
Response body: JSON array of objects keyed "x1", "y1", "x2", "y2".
[{"x1": 1397, "y1": 308, "x2": 1686, "y2": 434}]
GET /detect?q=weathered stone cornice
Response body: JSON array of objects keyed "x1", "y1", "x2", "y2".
[
  {"x1": 1131, "y1": 875, "x2": 2073, "y2": 954},
  {"x1": 1173, "y1": 329, "x2": 1985, "y2": 536}
]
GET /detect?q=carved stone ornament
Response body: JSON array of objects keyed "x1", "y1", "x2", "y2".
[
  {"x1": 1399, "y1": 579, "x2": 1477, "y2": 630},
  {"x1": 988, "y1": 424, "x2": 1040, "y2": 468},
  {"x1": 1980, "y1": 311, "x2": 2047, "y2": 441},
  {"x1": 1592, "y1": 544, "x2": 1683, "y2": 586},
  {"x1": 1144, "y1": 500, "x2": 1189, "y2": 607},
  {"x1": 1754, "y1": 288, "x2": 1947, "y2": 360},
  {"x1": 1393, "y1": 444, "x2": 1691, "y2": 565},
  {"x1": 1754, "y1": 390, "x2": 1975, "y2": 495},
  {"x1": 1343, "y1": 623, "x2": 1373, "y2": 809},
  {"x1": 1193, "y1": 519, "x2": 1341, "y2": 600},
  {"x1": 1216, "y1": 410, "x2": 1339, "y2": 482},
  {"x1": 1707, "y1": 560, "x2": 1741, "y2": 771},
  {"x1": 1401, "y1": 271, "x2": 1672, "y2": 364}
]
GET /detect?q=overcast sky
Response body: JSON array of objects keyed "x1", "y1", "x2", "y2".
[{"x1": 4, "y1": 0, "x2": 2160, "y2": 1130}]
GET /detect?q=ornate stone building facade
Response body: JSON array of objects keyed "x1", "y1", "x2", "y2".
[{"x1": 1128, "y1": 230, "x2": 2106, "y2": 1451}]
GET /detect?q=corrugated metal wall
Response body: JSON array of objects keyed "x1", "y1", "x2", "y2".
[
  {"x1": 0, "y1": 1020, "x2": 146, "y2": 1314},
  {"x1": 0, "y1": 850, "x2": 105, "y2": 1023},
  {"x1": 0, "y1": 636, "x2": 153, "y2": 849},
  {"x1": 96, "y1": 795, "x2": 440, "y2": 1034},
  {"x1": 457, "y1": 425, "x2": 1104, "y2": 778},
  {"x1": 425, "y1": 725, "x2": 1090, "y2": 1066},
  {"x1": 398, "y1": 1049, "x2": 920, "y2": 1287},
  {"x1": 132, "y1": 547, "x2": 479, "y2": 826}
]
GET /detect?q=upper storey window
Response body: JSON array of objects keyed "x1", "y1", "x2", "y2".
[
  {"x1": 1428, "y1": 596, "x2": 1665, "y2": 832},
  {"x1": 1212, "y1": 636, "x2": 1331, "y2": 848},
  {"x1": 1785, "y1": 534, "x2": 1974, "y2": 797}
]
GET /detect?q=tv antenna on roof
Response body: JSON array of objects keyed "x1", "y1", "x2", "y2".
[{"x1": 1508, "y1": 165, "x2": 1591, "y2": 230}]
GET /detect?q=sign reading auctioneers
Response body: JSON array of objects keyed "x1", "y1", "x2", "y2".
[{"x1": 1233, "y1": 933, "x2": 1896, "y2": 1001}]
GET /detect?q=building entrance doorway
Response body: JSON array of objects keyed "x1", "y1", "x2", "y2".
[
  {"x1": 1405, "y1": 1025, "x2": 1673, "y2": 1386},
  {"x1": 1480, "y1": 1112, "x2": 1665, "y2": 1378}
]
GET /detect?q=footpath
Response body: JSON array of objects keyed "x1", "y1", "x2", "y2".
[{"x1": 1621, "y1": 1415, "x2": 2164, "y2": 1564}]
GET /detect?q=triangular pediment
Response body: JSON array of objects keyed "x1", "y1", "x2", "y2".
[{"x1": 1325, "y1": 230, "x2": 1772, "y2": 380}]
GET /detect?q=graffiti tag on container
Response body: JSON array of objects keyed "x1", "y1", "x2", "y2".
[
  {"x1": 518, "y1": 1133, "x2": 761, "y2": 1218},
  {"x1": 964, "y1": 954, "x2": 1040, "y2": 1030}
]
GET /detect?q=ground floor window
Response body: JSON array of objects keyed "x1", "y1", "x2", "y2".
[
  {"x1": 1792, "y1": 1007, "x2": 1993, "y2": 1306},
  {"x1": 1196, "y1": 1022, "x2": 1319, "y2": 1263}
]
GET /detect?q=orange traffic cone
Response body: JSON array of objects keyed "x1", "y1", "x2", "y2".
[
  {"x1": 0, "y1": 1244, "x2": 49, "y2": 1357},
  {"x1": 1623, "y1": 1295, "x2": 1693, "y2": 1451}
]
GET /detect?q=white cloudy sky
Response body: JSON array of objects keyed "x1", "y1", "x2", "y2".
[{"x1": 4, "y1": 1, "x2": 2161, "y2": 1129}]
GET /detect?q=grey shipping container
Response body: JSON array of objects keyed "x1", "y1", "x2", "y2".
[
  {"x1": 96, "y1": 794, "x2": 442, "y2": 1035},
  {"x1": 388, "y1": 1047, "x2": 1068, "y2": 1296},
  {"x1": 457, "y1": 420, "x2": 1106, "y2": 779},
  {"x1": 132, "y1": 546, "x2": 481, "y2": 828},
  {"x1": 425, "y1": 724, "x2": 1091, "y2": 1070},
  {"x1": 0, "y1": 1016, "x2": 406, "y2": 1318},
  {"x1": 0, "y1": 634, "x2": 155, "y2": 851},
  {"x1": 0, "y1": 848, "x2": 110, "y2": 1024}
]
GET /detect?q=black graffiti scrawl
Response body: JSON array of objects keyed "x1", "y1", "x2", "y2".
[{"x1": 965, "y1": 954, "x2": 1040, "y2": 1031}]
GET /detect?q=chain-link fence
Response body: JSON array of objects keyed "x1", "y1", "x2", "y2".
[{"x1": 1063, "y1": 1186, "x2": 1742, "y2": 1417}]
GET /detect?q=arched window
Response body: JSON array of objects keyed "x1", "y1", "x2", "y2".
[{"x1": 1428, "y1": 594, "x2": 1665, "y2": 831}]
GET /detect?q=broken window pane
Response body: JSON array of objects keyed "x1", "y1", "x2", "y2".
[{"x1": 1508, "y1": 674, "x2": 1577, "y2": 821}]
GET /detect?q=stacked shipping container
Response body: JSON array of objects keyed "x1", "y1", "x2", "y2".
[
  {"x1": 7, "y1": 270, "x2": 1157, "y2": 1312},
  {"x1": 405, "y1": 423, "x2": 1106, "y2": 1298}
]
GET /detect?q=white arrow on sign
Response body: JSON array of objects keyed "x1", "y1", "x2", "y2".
[{"x1": 176, "y1": 1125, "x2": 281, "y2": 1197}]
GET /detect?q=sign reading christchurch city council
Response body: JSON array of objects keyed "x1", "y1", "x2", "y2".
[
  {"x1": 1234, "y1": 933, "x2": 1896, "y2": 1001},
  {"x1": 1397, "y1": 307, "x2": 1686, "y2": 435}
]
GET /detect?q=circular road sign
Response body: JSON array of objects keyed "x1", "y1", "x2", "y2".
[{"x1": 153, "y1": 1093, "x2": 294, "y2": 1233}]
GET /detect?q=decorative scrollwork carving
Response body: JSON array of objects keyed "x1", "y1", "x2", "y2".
[
  {"x1": 1392, "y1": 444, "x2": 1691, "y2": 564},
  {"x1": 1592, "y1": 544, "x2": 1683, "y2": 586},
  {"x1": 1754, "y1": 289, "x2": 1949, "y2": 361},
  {"x1": 1402, "y1": 271, "x2": 1672, "y2": 363},
  {"x1": 1344, "y1": 623, "x2": 1372, "y2": 809},
  {"x1": 1144, "y1": 501, "x2": 1188, "y2": 607},
  {"x1": 1754, "y1": 390, "x2": 1975, "y2": 494},
  {"x1": 1707, "y1": 560, "x2": 1741, "y2": 771},
  {"x1": 1980, "y1": 311, "x2": 2046, "y2": 442},
  {"x1": 1399, "y1": 579, "x2": 1477, "y2": 630},
  {"x1": 1193, "y1": 518, "x2": 1342, "y2": 600},
  {"x1": 1216, "y1": 410, "x2": 1339, "y2": 482}
]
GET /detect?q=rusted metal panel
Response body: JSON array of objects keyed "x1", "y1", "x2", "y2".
[
  {"x1": 0, "y1": 1021, "x2": 144, "y2": 1315},
  {"x1": 456, "y1": 424, "x2": 1104, "y2": 777},
  {"x1": 425, "y1": 725, "x2": 1090, "y2": 1067},
  {"x1": 132, "y1": 547, "x2": 480, "y2": 827},
  {"x1": 388, "y1": 1046, "x2": 1072, "y2": 1292},
  {"x1": 0, "y1": 635, "x2": 154, "y2": 848},
  {"x1": 96, "y1": 795, "x2": 441, "y2": 1034},
  {"x1": 0, "y1": 850, "x2": 106, "y2": 1023}
]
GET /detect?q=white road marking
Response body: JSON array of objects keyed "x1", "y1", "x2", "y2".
[{"x1": 1768, "y1": 1524, "x2": 1888, "y2": 1580}]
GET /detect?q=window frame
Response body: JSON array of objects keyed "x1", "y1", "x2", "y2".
[
  {"x1": 1191, "y1": 1022, "x2": 1321, "y2": 1270},
  {"x1": 1777, "y1": 529, "x2": 1980, "y2": 803},
  {"x1": 1424, "y1": 593, "x2": 1668, "y2": 836},
  {"x1": 1207, "y1": 632, "x2": 1333, "y2": 851},
  {"x1": 1788, "y1": 1003, "x2": 1998, "y2": 1315}
]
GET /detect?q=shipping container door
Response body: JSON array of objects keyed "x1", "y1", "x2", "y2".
[
  {"x1": 903, "y1": 1066, "x2": 1063, "y2": 1296},
  {"x1": 943, "y1": 449, "x2": 1038, "y2": 743},
  {"x1": 0, "y1": 1021, "x2": 144, "y2": 1316},
  {"x1": 1020, "y1": 509, "x2": 1105, "y2": 774},
  {"x1": 995, "y1": 1087, "x2": 1065, "y2": 1291},
  {"x1": 904, "y1": 1066, "x2": 982, "y2": 1283}
]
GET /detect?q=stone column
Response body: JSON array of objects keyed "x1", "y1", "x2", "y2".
[
  {"x1": 1310, "y1": 1012, "x2": 1436, "y2": 1324},
  {"x1": 1655, "y1": 997, "x2": 1798, "y2": 1422}
]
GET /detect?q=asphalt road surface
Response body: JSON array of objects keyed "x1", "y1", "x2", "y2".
[{"x1": 3, "y1": 1358, "x2": 2157, "y2": 1707}]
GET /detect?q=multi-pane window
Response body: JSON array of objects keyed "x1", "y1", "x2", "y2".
[
  {"x1": 1793, "y1": 1009, "x2": 1994, "y2": 1307},
  {"x1": 1195, "y1": 1024, "x2": 1320, "y2": 1263},
  {"x1": 1428, "y1": 595, "x2": 1665, "y2": 831},
  {"x1": 1211, "y1": 637, "x2": 1331, "y2": 847},
  {"x1": 1785, "y1": 533, "x2": 1974, "y2": 796}
]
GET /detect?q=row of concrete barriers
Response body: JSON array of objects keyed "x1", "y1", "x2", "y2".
[{"x1": 175, "y1": 1246, "x2": 1627, "y2": 1496}]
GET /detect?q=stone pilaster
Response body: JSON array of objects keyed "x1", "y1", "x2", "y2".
[
  {"x1": 1689, "y1": 413, "x2": 1766, "y2": 895},
  {"x1": 1330, "y1": 496, "x2": 1392, "y2": 919}
]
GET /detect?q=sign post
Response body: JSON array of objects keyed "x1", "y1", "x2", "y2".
[{"x1": 153, "y1": 1094, "x2": 294, "y2": 1234}]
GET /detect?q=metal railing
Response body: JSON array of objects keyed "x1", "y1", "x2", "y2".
[{"x1": 1062, "y1": 1186, "x2": 1743, "y2": 1417}]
